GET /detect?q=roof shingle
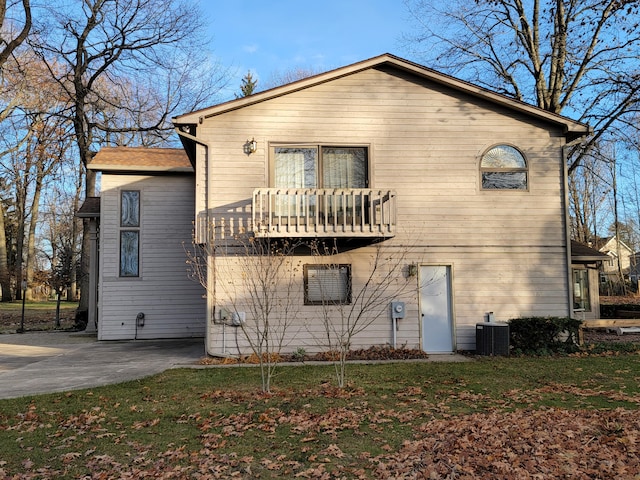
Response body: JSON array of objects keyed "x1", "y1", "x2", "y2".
[{"x1": 88, "y1": 147, "x2": 192, "y2": 173}]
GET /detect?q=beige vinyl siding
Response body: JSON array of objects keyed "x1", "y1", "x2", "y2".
[
  {"x1": 200, "y1": 67, "x2": 570, "y2": 353},
  {"x1": 98, "y1": 174, "x2": 205, "y2": 340},
  {"x1": 209, "y1": 245, "x2": 567, "y2": 353},
  {"x1": 209, "y1": 249, "x2": 419, "y2": 355}
]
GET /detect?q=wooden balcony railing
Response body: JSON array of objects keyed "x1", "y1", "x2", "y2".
[{"x1": 252, "y1": 188, "x2": 396, "y2": 237}]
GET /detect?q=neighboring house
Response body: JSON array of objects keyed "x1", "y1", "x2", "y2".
[
  {"x1": 82, "y1": 147, "x2": 206, "y2": 340},
  {"x1": 85, "y1": 54, "x2": 591, "y2": 353},
  {"x1": 570, "y1": 240, "x2": 610, "y2": 320},
  {"x1": 629, "y1": 253, "x2": 640, "y2": 288},
  {"x1": 597, "y1": 236, "x2": 634, "y2": 280}
]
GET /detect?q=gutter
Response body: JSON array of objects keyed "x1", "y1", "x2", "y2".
[
  {"x1": 562, "y1": 136, "x2": 590, "y2": 318},
  {"x1": 174, "y1": 126, "x2": 215, "y2": 355},
  {"x1": 174, "y1": 126, "x2": 211, "y2": 239}
]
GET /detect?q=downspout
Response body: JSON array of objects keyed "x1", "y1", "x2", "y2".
[
  {"x1": 562, "y1": 136, "x2": 588, "y2": 318},
  {"x1": 175, "y1": 126, "x2": 215, "y2": 353}
]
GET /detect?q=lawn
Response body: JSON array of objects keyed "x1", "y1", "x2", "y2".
[
  {"x1": 0, "y1": 301, "x2": 78, "y2": 333},
  {"x1": 1, "y1": 354, "x2": 639, "y2": 478}
]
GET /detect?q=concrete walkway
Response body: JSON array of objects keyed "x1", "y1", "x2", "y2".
[
  {"x1": 0, "y1": 331, "x2": 206, "y2": 399},
  {"x1": 0, "y1": 331, "x2": 471, "y2": 400}
]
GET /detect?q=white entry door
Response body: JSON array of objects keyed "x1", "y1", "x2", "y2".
[{"x1": 420, "y1": 265, "x2": 454, "y2": 353}]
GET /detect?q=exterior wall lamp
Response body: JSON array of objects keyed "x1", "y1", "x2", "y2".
[
  {"x1": 244, "y1": 138, "x2": 257, "y2": 155},
  {"x1": 407, "y1": 263, "x2": 418, "y2": 277}
]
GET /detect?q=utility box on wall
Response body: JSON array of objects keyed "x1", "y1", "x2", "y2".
[{"x1": 476, "y1": 322, "x2": 510, "y2": 356}]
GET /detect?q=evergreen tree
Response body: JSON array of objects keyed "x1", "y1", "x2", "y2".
[{"x1": 238, "y1": 71, "x2": 257, "y2": 97}]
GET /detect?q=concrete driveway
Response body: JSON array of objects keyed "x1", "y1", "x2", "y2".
[
  {"x1": 0, "y1": 331, "x2": 206, "y2": 400},
  {"x1": 0, "y1": 331, "x2": 472, "y2": 400}
]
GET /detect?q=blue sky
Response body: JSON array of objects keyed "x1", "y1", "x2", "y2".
[{"x1": 199, "y1": 0, "x2": 413, "y2": 99}]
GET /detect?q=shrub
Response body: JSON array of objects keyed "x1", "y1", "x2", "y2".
[{"x1": 509, "y1": 316, "x2": 582, "y2": 355}]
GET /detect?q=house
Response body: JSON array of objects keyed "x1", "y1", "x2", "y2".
[
  {"x1": 629, "y1": 253, "x2": 640, "y2": 288},
  {"x1": 85, "y1": 54, "x2": 590, "y2": 354},
  {"x1": 597, "y1": 236, "x2": 634, "y2": 282},
  {"x1": 83, "y1": 147, "x2": 206, "y2": 340}
]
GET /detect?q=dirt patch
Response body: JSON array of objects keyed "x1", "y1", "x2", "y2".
[
  {"x1": 589, "y1": 295, "x2": 640, "y2": 343},
  {"x1": 0, "y1": 305, "x2": 77, "y2": 334},
  {"x1": 583, "y1": 329, "x2": 640, "y2": 344},
  {"x1": 601, "y1": 295, "x2": 640, "y2": 305}
]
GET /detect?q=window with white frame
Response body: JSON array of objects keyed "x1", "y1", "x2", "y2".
[
  {"x1": 572, "y1": 268, "x2": 591, "y2": 312},
  {"x1": 119, "y1": 190, "x2": 140, "y2": 277},
  {"x1": 272, "y1": 145, "x2": 368, "y2": 189},
  {"x1": 271, "y1": 145, "x2": 368, "y2": 217},
  {"x1": 480, "y1": 145, "x2": 528, "y2": 190},
  {"x1": 304, "y1": 264, "x2": 351, "y2": 305}
]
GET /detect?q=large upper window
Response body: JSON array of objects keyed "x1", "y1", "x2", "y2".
[
  {"x1": 480, "y1": 145, "x2": 528, "y2": 190},
  {"x1": 119, "y1": 190, "x2": 140, "y2": 277},
  {"x1": 272, "y1": 145, "x2": 368, "y2": 189},
  {"x1": 271, "y1": 145, "x2": 369, "y2": 218}
]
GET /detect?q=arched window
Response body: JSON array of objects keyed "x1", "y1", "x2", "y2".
[{"x1": 480, "y1": 145, "x2": 527, "y2": 190}]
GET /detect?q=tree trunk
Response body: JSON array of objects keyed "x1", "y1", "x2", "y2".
[
  {"x1": 0, "y1": 200, "x2": 11, "y2": 301},
  {"x1": 68, "y1": 163, "x2": 84, "y2": 302},
  {"x1": 26, "y1": 169, "x2": 43, "y2": 301},
  {"x1": 14, "y1": 214, "x2": 24, "y2": 301},
  {"x1": 55, "y1": 289, "x2": 61, "y2": 328},
  {"x1": 78, "y1": 157, "x2": 96, "y2": 312}
]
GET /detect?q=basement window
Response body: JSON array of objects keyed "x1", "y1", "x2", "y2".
[
  {"x1": 481, "y1": 145, "x2": 528, "y2": 190},
  {"x1": 304, "y1": 264, "x2": 351, "y2": 305}
]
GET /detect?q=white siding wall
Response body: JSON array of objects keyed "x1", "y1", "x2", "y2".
[
  {"x1": 200, "y1": 67, "x2": 571, "y2": 353},
  {"x1": 98, "y1": 174, "x2": 206, "y2": 340}
]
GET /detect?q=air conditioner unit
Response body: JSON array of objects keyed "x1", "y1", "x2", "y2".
[{"x1": 476, "y1": 322, "x2": 510, "y2": 356}]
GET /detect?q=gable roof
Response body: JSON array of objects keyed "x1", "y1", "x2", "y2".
[
  {"x1": 173, "y1": 53, "x2": 590, "y2": 141},
  {"x1": 76, "y1": 196, "x2": 100, "y2": 218},
  {"x1": 598, "y1": 236, "x2": 633, "y2": 255},
  {"x1": 571, "y1": 240, "x2": 610, "y2": 262},
  {"x1": 88, "y1": 147, "x2": 193, "y2": 173}
]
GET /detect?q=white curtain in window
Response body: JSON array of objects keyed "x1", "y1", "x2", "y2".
[
  {"x1": 322, "y1": 148, "x2": 366, "y2": 188},
  {"x1": 323, "y1": 152, "x2": 352, "y2": 188},
  {"x1": 274, "y1": 148, "x2": 317, "y2": 217},
  {"x1": 275, "y1": 151, "x2": 306, "y2": 188},
  {"x1": 274, "y1": 148, "x2": 317, "y2": 188},
  {"x1": 323, "y1": 148, "x2": 366, "y2": 217}
]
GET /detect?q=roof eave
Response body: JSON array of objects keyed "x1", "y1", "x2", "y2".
[
  {"x1": 88, "y1": 164, "x2": 194, "y2": 174},
  {"x1": 173, "y1": 53, "x2": 590, "y2": 141},
  {"x1": 172, "y1": 55, "x2": 388, "y2": 125},
  {"x1": 572, "y1": 255, "x2": 607, "y2": 262}
]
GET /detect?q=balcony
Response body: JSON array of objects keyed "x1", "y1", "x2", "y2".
[{"x1": 252, "y1": 188, "x2": 396, "y2": 238}]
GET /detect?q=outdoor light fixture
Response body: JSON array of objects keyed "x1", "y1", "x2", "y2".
[
  {"x1": 407, "y1": 263, "x2": 418, "y2": 277},
  {"x1": 244, "y1": 138, "x2": 257, "y2": 154}
]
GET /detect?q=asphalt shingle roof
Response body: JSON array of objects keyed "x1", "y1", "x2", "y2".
[{"x1": 88, "y1": 146, "x2": 193, "y2": 172}]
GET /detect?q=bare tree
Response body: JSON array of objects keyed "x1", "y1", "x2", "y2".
[
  {"x1": 187, "y1": 231, "x2": 302, "y2": 393},
  {"x1": 0, "y1": 49, "x2": 71, "y2": 300},
  {"x1": 568, "y1": 151, "x2": 611, "y2": 243},
  {"x1": 30, "y1": 0, "x2": 228, "y2": 314},
  {"x1": 0, "y1": 182, "x2": 10, "y2": 300},
  {"x1": 309, "y1": 240, "x2": 415, "y2": 388},
  {"x1": 261, "y1": 66, "x2": 325, "y2": 91},
  {"x1": 404, "y1": 0, "x2": 640, "y2": 174},
  {"x1": 0, "y1": 0, "x2": 31, "y2": 67},
  {"x1": 47, "y1": 201, "x2": 77, "y2": 327}
]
